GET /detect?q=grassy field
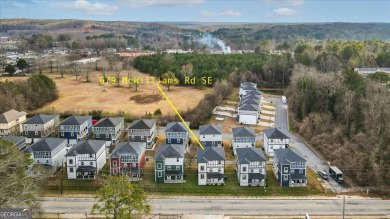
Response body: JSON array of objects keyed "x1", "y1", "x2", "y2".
[{"x1": 2, "y1": 70, "x2": 211, "y2": 116}]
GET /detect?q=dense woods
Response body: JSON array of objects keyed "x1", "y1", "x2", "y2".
[
  {"x1": 287, "y1": 65, "x2": 390, "y2": 189},
  {"x1": 0, "y1": 75, "x2": 58, "y2": 113},
  {"x1": 134, "y1": 53, "x2": 293, "y2": 87}
]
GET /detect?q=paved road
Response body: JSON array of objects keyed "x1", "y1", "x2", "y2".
[
  {"x1": 39, "y1": 196, "x2": 390, "y2": 216},
  {"x1": 267, "y1": 97, "x2": 347, "y2": 193}
]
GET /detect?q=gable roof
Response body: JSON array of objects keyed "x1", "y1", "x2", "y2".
[
  {"x1": 128, "y1": 119, "x2": 156, "y2": 129},
  {"x1": 65, "y1": 140, "x2": 105, "y2": 156},
  {"x1": 110, "y1": 142, "x2": 146, "y2": 158},
  {"x1": 154, "y1": 144, "x2": 185, "y2": 160},
  {"x1": 1, "y1": 135, "x2": 25, "y2": 145},
  {"x1": 165, "y1": 121, "x2": 190, "y2": 133},
  {"x1": 241, "y1": 94, "x2": 261, "y2": 101},
  {"x1": 23, "y1": 114, "x2": 59, "y2": 125},
  {"x1": 59, "y1": 116, "x2": 92, "y2": 126},
  {"x1": 236, "y1": 147, "x2": 266, "y2": 164},
  {"x1": 239, "y1": 103, "x2": 259, "y2": 111},
  {"x1": 246, "y1": 90, "x2": 263, "y2": 96},
  {"x1": 240, "y1": 82, "x2": 257, "y2": 88},
  {"x1": 94, "y1": 117, "x2": 124, "y2": 128},
  {"x1": 199, "y1": 124, "x2": 222, "y2": 135},
  {"x1": 232, "y1": 127, "x2": 256, "y2": 138},
  {"x1": 274, "y1": 148, "x2": 306, "y2": 165},
  {"x1": 29, "y1": 138, "x2": 66, "y2": 151},
  {"x1": 264, "y1": 128, "x2": 290, "y2": 139},
  {"x1": 241, "y1": 98, "x2": 260, "y2": 105},
  {"x1": 197, "y1": 146, "x2": 225, "y2": 163},
  {"x1": 0, "y1": 109, "x2": 27, "y2": 123}
]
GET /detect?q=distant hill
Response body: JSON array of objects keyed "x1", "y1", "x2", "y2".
[{"x1": 1, "y1": 19, "x2": 389, "y2": 50}]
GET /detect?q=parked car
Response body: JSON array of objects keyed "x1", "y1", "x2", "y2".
[{"x1": 317, "y1": 170, "x2": 328, "y2": 180}]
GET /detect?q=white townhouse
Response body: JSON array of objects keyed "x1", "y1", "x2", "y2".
[
  {"x1": 238, "y1": 103, "x2": 259, "y2": 125},
  {"x1": 0, "y1": 109, "x2": 27, "y2": 136},
  {"x1": 232, "y1": 127, "x2": 256, "y2": 155},
  {"x1": 93, "y1": 117, "x2": 125, "y2": 147},
  {"x1": 199, "y1": 124, "x2": 223, "y2": 147},
  {"x1": 263, "y1": 128, "x2": 290, "y2": 157},
  {"x1": 239, "y1": 82, "x2": 257, "y2": 97},
  {"x1": 236, "y1": 147, "x2": 266, "y2": 186},
  {"x1": 21, "y1": 114, "x2": 60, "y2": 144},
  {"x1": 65, "y1": 140, "x2": 106, "y2": 179},
  {"x1": 197, "y1": 147, "x2": 225, "y2": 185}
]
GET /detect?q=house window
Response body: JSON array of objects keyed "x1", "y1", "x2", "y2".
[
  {"x1": 270, "y1": 139, "x2": 273, "y2": 143},
  {"x1": 299, "y1": 169, "x2": 303, "y2": 174},
  {"x1": 90, "y1": 162, "x2": 93, "y2": 165},
  {"x1": 24, "y1": 131, "x2": 28, "y2": 135},
  {"x1": 167, "y1": 166, "x2": 171, "y2": 170},
  {"x1": 141, "y1": 136, "x2": 144, "y2": 140},
  {"x1": 35, "y1": 131, "x2": 38, "y2": 135},
  {"x1": 242, "y1": 175, "x2": 247, "y2": 180},
  {"x1": 176, "y1": 158, "x2": 179, "y2": 162},
  {"x1": 113, "y1": 169, "x2": 117, "y2": 175},
  {"x1": 203, "y1": 135, "x2": 205, "y2": 138},
  {"x1": 46, "y1": 160, "x2": 49, "y2": 164},
  {"x1": 81, "y1": 161, "x2": 84, "y2": 166},
  {"x1": 90, "y1": 154, "x2": 93, "y2": 158},
  {"x1": 158, "y1": 171, "x2": 162, "y2": 177},
  {"x1": 200, "y1": 173, "x2": 205, "y2": 179},
  {"x1": 218, "y1": 168, "x2": 221, "y2": 172},
  {"x1": 71, "y1": 132, "x2": 74, "y2": 137},
  {"x1": 157, "y1": 163, "x2": 162, "y2": 169},
  {"x1": 176, "y1": 166, "x2": 180, "y2": 170},
  {"x1": 61, "y1": 132, "x2": 64, "y2": 137},
  {"x1": 131, "y1": 136, "x2": 135, "y2": 140},
  {"x1": 177, "y1": 138, "x2": 180, "y2": 143},
  {"x1": 168, "y1": 139, "x2": 171, "y2": 143},
  {"x1": 218, "y1": 160, "x2": 221, "y2": 164},
  {"x1": 283, "y1": 167, "x2": 288, "y2": 173},
  {"x1": 113, "y1": 161, "x2": 117, "y2": 166},
  {"x1": 291, "y1": 169, "x2": 295, "y2": 174},
  {"x1": 200, "y1": 166, "x2": 205, "y2": 171},
  {"x1": 106, "y1": 134, "x2": 109, "y2": 138},
  {"x1": 96, "y1": 134, "x2": 100, "y2": 138},
  {"x1": 69, "y1": 167, "x2": 74, "y2": 173},
  {"x1": 250, "y1": 169, "x2": 254, "y2": 173},
  {"x1": 37, "y1": 160, "x2": 40, "y2": 163},
  {"x1": 130, "y1": 130, "x2": 134, "y2": 134},
  {"x1": 243, "y1": 166, "x2": 247, "y2": 172},
  {"x1": 270, "y1": 146, "x2": 273, "y2": 149},
  {"x1": 212, "y1": 141, "x2": 215, "y2": 146},
  {"x1": 69, "y1": 159, "x2": 73, "y2": 165},
  {"x1": 283, "y1": 175, "x2": 288, "y2": 181}
]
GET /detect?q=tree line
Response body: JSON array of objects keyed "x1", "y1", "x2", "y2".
[
  {"x1": 0, "y1": 74, "x2": 58, "y2": 113},
  {"x1": 287, "y1": 65, "x2": 390, "y2": 189}
]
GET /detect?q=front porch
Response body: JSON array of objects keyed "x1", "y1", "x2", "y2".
[
  {"x1": 76, "y1": 166, "x2": 97, "y2": 179},
  {"x1": 164, "y1": 170, "x2": 184, "y2": 183},
  {"x1": 206, "y1": 172, "x2": 226, "y2": 185}
]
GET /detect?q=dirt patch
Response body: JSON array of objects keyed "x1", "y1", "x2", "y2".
[{"x1": 130, "y1": 94, "x2": 162, "y2": 104}]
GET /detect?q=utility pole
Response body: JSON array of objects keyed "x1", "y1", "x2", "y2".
[{"x1": 342, "y1": 196, "x2": 345, "y2": 219}]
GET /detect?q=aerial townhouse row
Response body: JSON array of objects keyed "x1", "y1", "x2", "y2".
[{"x1": 238, "y1": 82, "x2": 263, "y2": 125}]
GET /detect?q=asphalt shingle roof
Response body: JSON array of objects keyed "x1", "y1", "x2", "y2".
[
  {"x1": 165, "y1": 122, "x2": 190, "y2": 133},
  {"x1": 59, "y1": 116, "x2": 91, "y2": 126},
  {"x1": 128, "y1": 119, "x2": 156, "y2": 129},
  {"x1": 240, "y1": 82, "x2": 257, "y2": 88},
  {"x1": 263, "y1": 128, "x2": 290, "y2": 139},
  {"x1": 274, "y1": 148, "x2": 306, "y2": 165},
  {"x1": 23, "y1": 114, "x2": 58, "y2": 125},
  {"x1": 154, "y1": 144, "x2": 185, "y2": 160},
  {"x1": 197, "y1": 147, "x2": 225, "y2": 163},
  {"x1": 1, "y1": 136, "x2": 25, "y2": 145},
  {"x1": 236, "y1": 147, "x2": 266, "y2": 164},
  {"x1": 110, "y1": 142, "x2": 146, "y2": 158},
  {"x1": 199, "y1": 124, "x2": 222, "y2": 135},
  {"x1": 241, "y1": 94, "x2": 261, "y2": 101},
  {"x1": 246, "y1": 90, "x2": 263, "y2": 96},
  {"x1": 239, "y1": 103, "x2": 258, "y2": 111},
  {"x1": 29, "y1": 138, "x2": 66, "y2": 151},
  {"x1": 232, "y1": 127, "x2": 256, "y2": 138},
  {"x1": 0, "y1": 109, "x2": 27, "y2": 123},
  {"x1": 94, "y1": 117, "x2": 124, "y2": 128},
  {"x1": 65, "y1": 140, "x2": 106, "y2": 156},
  {"x1": 241, "y1": 98, "x2": 260, "y2": 105}
]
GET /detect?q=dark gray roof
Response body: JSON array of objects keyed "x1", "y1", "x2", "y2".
[
  {"x1": 128, "y1": 119, "x2": 156, "y2": 129},
  {"x1": 207, "y1": 172, "x2": 225, "y2": 179},
  {"x1": 165, "y1": 121, "x2": 190, "y2": 133},
  {"x1": 77, "y1": 166, "x2": 97, "y2": 172},
  {"x1": 199, "y1": 124, "x2": 222, "y2": 135},
  {"x1": 29, "y1": 138, "x2": 66, "y2": 152},
  {"x1": 241, "y1": 86, "x2": 258, "y2": 91},
  {"x1": 240, "y1": 82, "x2": 257, "y2": 88},
  {"x1": 59, "y1": 116, "x2": 91, "y2": 126},
  {"x1": 94, "y1": 117, "x2": 124, "y2": 128},
  {"x1": 232, "y1": 127, "x2": 256, "y2": 138},
  {"x1": 1, "y1": 136, "x2": 25, "y2": 145},
  {"x1": 242, "y1": 94, "x2": 261, "y2": 101},
  {"x1": 110, "y1": 142, "x2": 146, "y2": 158},
  {"x1": 236, "y1": 147, "x2": 266, "y2": 164},
  {"x1": 0, "y1": 109, "x2": 27, "y2": 123},
  {"x1": 264, "y1": 128, "x2": 290, "y2": 139},
  {"x1": 241, "y1": 98, "x2": 260, "y2": 105},
  {"x1": 239, "y1": 103, "x2": 258, "y2": 111},
  {"x1": 291, "y1": 172, "x2": 307, "y2": 180},
  {"x1": 197, "y1": 147, "x2": 225, "y2": 163},
  {"x1": 154, "y1": 144, "x2": 185, "y2": 160},
  {"x1": 249, "y1": 173, "x2": 265, "y2": 179},
  {"x1": 65, "y1": 140, "x2": 106, "y2": 156},
  {"x1": 274, "y1": 148, "x2": 306, "y2": 165},
  {"x1": 23, "y1": 114, "x2": 59, "y2": 125},
  {"x1": 246, "y1": 90, "x2": 263, "y2": 96}
]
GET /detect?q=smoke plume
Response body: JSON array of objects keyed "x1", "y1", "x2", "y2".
[{"x1": 197, "y1": 33, "x2": 231, "y2": 53}]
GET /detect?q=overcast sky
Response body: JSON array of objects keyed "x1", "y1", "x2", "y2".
[{"x1": 1, "y1": 0, "x2": 389, "y2": 23}]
